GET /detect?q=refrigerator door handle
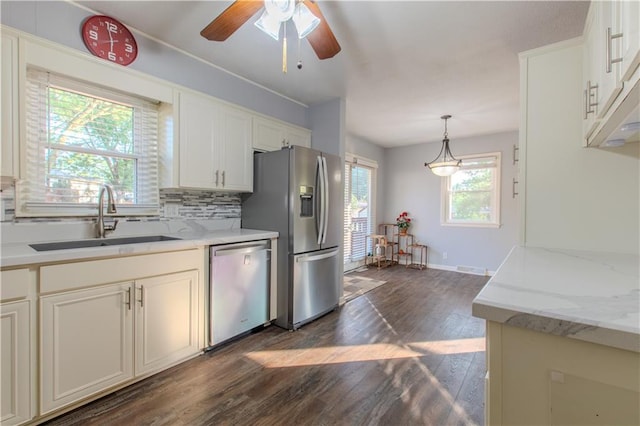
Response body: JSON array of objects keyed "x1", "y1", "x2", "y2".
[
  {"x1": 321, "y1": 156, "x2": 330, "y2": 244},
  {"x1": 296, "y1": 249, "x2": 339, "y2": 263},
  {"x1": 316, "y1": 155, "x2": 325, "y2": 245}
]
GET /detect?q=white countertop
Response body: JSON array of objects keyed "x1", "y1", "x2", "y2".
[
  {"x1": 0, "y1": 227, "x2": 278, "y2": 267},
  {"x1": 472, "y1": 246, "x2": 640, "y2": 352}
]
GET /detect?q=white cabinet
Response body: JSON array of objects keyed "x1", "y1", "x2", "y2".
[
  {"x1": 1, "y1": 31, "x2": 19, "y2": 178},
  {"x1": 41, "y1": 271, "x2": 200, "y2": 414},
  {"x1": 175, "y1": 90, "x2": 252, "y2": 191},
  {"x1": 135, "y1": 271, "x2": 199, "y2": 376},
  {"x1": 485, "y1": 321, "x2": 639, "y2": 425},
  {"x1": 40, "y1": 283, "x2": 134, "y2": 414},
  {"x1": 619, "y1": 0, "x2": 640, "y2": 82},
  {"x1": 39, "y1": 249, "x2": 204, "y2": 415},
  {"x1": 1, "y1": 301, "x2": 31, "y2": 425},
  {"x1": 252, "y1": 116, "x2": 311, "y2": 152},
  {"x1": 582, "y1": 0, "x2": 640, "y2": 146}
]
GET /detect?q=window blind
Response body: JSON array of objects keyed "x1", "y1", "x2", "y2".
[{"x1": 18, "y1": 69, "x2": 160, "y2": 216}]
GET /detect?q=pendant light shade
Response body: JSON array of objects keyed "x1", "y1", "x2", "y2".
[{"x1": 424, "y1": 115, "x2": 461, "y2": 177}]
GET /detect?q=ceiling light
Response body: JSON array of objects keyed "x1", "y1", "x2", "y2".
[
  {"x1": 424, "y1": 115, "x2": 462, "y2": 177},
  {"x1": 254, "y1": 9, "x2": 282, "y2": 40},
  {"x1": 292, "y1": 2, "x2": 320, "y2": 39}
]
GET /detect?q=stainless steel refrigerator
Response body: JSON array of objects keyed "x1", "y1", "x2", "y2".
[{"x1": 242, "y1": 145, "x2": 342, "y2": 330}]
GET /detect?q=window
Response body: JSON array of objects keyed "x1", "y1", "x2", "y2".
[
  {"x1": 19, "y1": 69, "x2": 159, "y2": 216},
  {"x1": 343, "y1": 154, "x2": 377, "y2": 271},
  {"x1": 442, "y1": 152, "x2": 501, "y2": 227}
]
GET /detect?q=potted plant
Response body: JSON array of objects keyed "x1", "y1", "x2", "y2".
[{"x1": 396, "y1": 211, "x2": 411, "y2": 235}]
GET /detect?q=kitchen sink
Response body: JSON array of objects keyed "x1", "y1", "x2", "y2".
[{"x1": 29, "y1": 235, "x2": 181, "y2": 252}]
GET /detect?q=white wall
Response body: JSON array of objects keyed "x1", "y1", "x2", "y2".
[
  {"x1": 521, "y1": 40, "x2": 640, "y2": 254},
  {"x1": 384, "y1": 131, "x2": 520, "y2": 272}
]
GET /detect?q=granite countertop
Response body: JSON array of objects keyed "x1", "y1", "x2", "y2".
[
  {"x1": 472, "y1": 246, "x2": 640, "y2": 353},
  {"x1": 0, "y1": 226, "x2": 278, "y2": 268}
]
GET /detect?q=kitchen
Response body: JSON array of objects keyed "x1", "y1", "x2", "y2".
[{"x1": 1, "y1": 1, "x2": 639, "y2": 425}]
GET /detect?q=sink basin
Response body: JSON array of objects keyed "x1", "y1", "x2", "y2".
[{"x1": 29, "y1": 235, "x2": 181, "y2": 252}]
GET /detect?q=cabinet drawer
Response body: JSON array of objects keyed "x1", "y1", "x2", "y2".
[
  {"x1": 40, "y1": 249, "x2": 203, "y2": 294},
  {"x1": 0, "y1": 269, "x2": 30, "y2": 301}
]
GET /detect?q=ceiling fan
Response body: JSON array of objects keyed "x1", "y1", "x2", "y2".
[{"x1": 200, "y1": 0, "x2": 341, "y2": 62}]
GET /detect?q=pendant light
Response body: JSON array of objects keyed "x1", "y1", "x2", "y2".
[{"x1": 424, "y1": 115, "x2": 462, "y2": 177}]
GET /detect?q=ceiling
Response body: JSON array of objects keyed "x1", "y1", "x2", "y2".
[{"x1": 75, "y1": 1, "x2": 590, "y2": 148}]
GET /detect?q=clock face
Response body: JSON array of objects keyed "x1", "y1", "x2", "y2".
[{"x1": 82, "y1": 15, "x2": 138, "y2": 66}]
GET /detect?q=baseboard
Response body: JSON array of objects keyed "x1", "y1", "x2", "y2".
[{"x1": 427, "y1": 263, "x2": 495, "y2": 277}]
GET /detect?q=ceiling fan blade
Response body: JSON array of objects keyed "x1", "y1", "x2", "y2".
[
  {"x1": 201, "y1": 0, "x2": 264, "y2": 41},
  {"x1": 304, "y1": 0, "x2": 341, "y2": 59}
]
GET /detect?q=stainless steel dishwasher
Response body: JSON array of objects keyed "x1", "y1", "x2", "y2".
[{"x1": 209, "y1": 240, "x2": 270, "y2": 347}]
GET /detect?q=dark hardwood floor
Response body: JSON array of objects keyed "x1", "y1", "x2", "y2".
[{"x1": 46, "y1": 267, "x2": 489, "y2": 426}]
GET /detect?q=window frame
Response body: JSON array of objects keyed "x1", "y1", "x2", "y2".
[
  {"x1": 440, "y1": 151, "x2": 502, "y2": 228},
  {"x1": 17, "y1": 68, "x2": 160, "y2": 217}
]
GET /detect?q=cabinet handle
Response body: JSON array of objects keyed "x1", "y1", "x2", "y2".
[
  {"x1": 222, "y1": 170, "x2": 225, "y2": 187},
  {"x1": 584, "y1": 81, "x2": 598, "y2": 118},
  {"x1": 138, "y1": 285, "x2": 144, "y2": 308},
  {"x1": 125, "y1": 287, "x2": 132, "y2": 310},
  {"x1": 512, "y1": 178, "x2": 519, "y2": 199},
  {"x1": 606, "y1": 27, "x2": 623, "y2": 73},
  {"x1": 215, "y1": 170, "x2": 219, "y2": 186},
  {"x1": 281, "y1": 139, "x2": 287, "y2": 147},
  {"x1": 512, "y1": 145, "x2": 519, "y2": 165}
]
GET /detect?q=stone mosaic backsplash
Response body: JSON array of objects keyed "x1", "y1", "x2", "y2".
[{"x1": 0, "y1": 183, "x2": 241, "y2": 223}]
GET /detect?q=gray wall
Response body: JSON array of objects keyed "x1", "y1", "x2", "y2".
[
  {"x1": 1, "y1": 0, "x2": 308, "y2": 127},
  {"x1": 309, "y1": 98, "x2": 346, "y2": 158},
  {"x1": 383, "y1": 131, "x2": 520, "y2": 272}
]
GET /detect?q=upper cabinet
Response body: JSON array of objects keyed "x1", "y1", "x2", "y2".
[
  {"x1": 163, "y1": 90, "x2": 253, "y2": 192},
  {"x1": 1, "y1": 30, "x2": 19, "y2": 178},
  {"x1": 252, "y1": 116, "x2": 311, "y2": 152},
  {"x1": 582, "y1": 0, "x2": 640, "y2": 147}
]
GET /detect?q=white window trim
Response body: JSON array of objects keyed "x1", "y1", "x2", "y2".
[{"x1": 440, "y1": 151, "x2": 501, "y2": 228}]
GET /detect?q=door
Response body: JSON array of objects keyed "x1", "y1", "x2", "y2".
[
  {"x1": 1, "y1": 300, "x2": 31, "y2": 425},
  {"x1": 210, "y1": 242, "x2": 270, "y2": 345},
  {"x1": 343, "y1": 156, "x2": 376, "y2": 271},
  {"x1": 320, "y1": 152, "x2": 343, "y2": 250},
  {"x1": 40, "y1": 283, "x2": 134, "y2": 414},
  {"x1": 179, "y1": 91, "x2": 217, "y2": 189},
  {"x1": 135, "y1": 270, "x2": 199, "y2": 376},
  {"x1": 291, "y1": 248, "x2": 340, "y2": 327},
  {"x1": 218, "y1": 105, "x2": 252, "y2": 191},
  {"x1": 290, "y1": 146, "x2": 323, "y2": 254}
]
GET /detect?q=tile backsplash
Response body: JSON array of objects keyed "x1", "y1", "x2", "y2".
[{"x1": 0, "y1": 184, "x2": 241, "y2": 223}]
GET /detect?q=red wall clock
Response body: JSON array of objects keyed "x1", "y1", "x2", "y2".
[{"x1": 81, "y1": 15, "x2": 138, "y2": 66}]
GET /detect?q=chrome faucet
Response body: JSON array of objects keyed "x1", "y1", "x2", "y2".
[{"x1": 96, "y1": 184, "x2": 118, "y2": 238}]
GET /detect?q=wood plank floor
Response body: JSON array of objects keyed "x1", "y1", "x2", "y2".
[{"x1": 46, "y1": 267, "x2": 489, "y2": 426}]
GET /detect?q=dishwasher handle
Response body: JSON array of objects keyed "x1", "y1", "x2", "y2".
[{"x1": 213, "y1": 243, "x2": 269, "y2": 257}]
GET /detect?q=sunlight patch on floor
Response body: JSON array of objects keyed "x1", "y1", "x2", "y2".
[{"x1": 243, "y1": 337, "x2": 484, "y2": 368}]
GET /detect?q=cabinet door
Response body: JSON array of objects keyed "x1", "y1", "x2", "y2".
[
  {"x1": 285, "y1": 125, "x2": 311, "y2": 148},
  {"x1": 620, "y1": 0, "x2": 640, "y2": 81},
  {"x1": 596, "y1": 0, "x2": 623, "y2": 119},
  {"x1": 1, "y1": 301, "x2": 31, "y2": 425},
  {"x1": 252, "y1": 116, "x2": 286, "y2": 152},
  {"x1": 178, "y1": 91, "x2": 217, "y2": 189},
  {"x1": 40, "y1": 283, "x2": 134, "y2": 414},
  {"x1": 134, "y1": 270, "x2": 199, "y2": 376},
  {"x1": 219, "y1": 106, "x2": 252, "y2": 191},
  {"x1": 1, "y1": 33, "x2": 18, "y2": 178},
  {"x1": 582, "y1": 8, "x2": 600, "y2": 143}
]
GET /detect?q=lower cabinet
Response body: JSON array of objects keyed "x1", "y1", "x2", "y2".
[
  {"x1": 485, "y1": 321, "x2": 640, "y2": 425},
  {"x1": 40, "y1": 270, "x2": 200, "y2": 415},
  {"x1": 135, "y1": 271, "x2": 199, "y2": 376},
  {"x1": 1, "y1": 300, "x2": 31, "y2": 425}
]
